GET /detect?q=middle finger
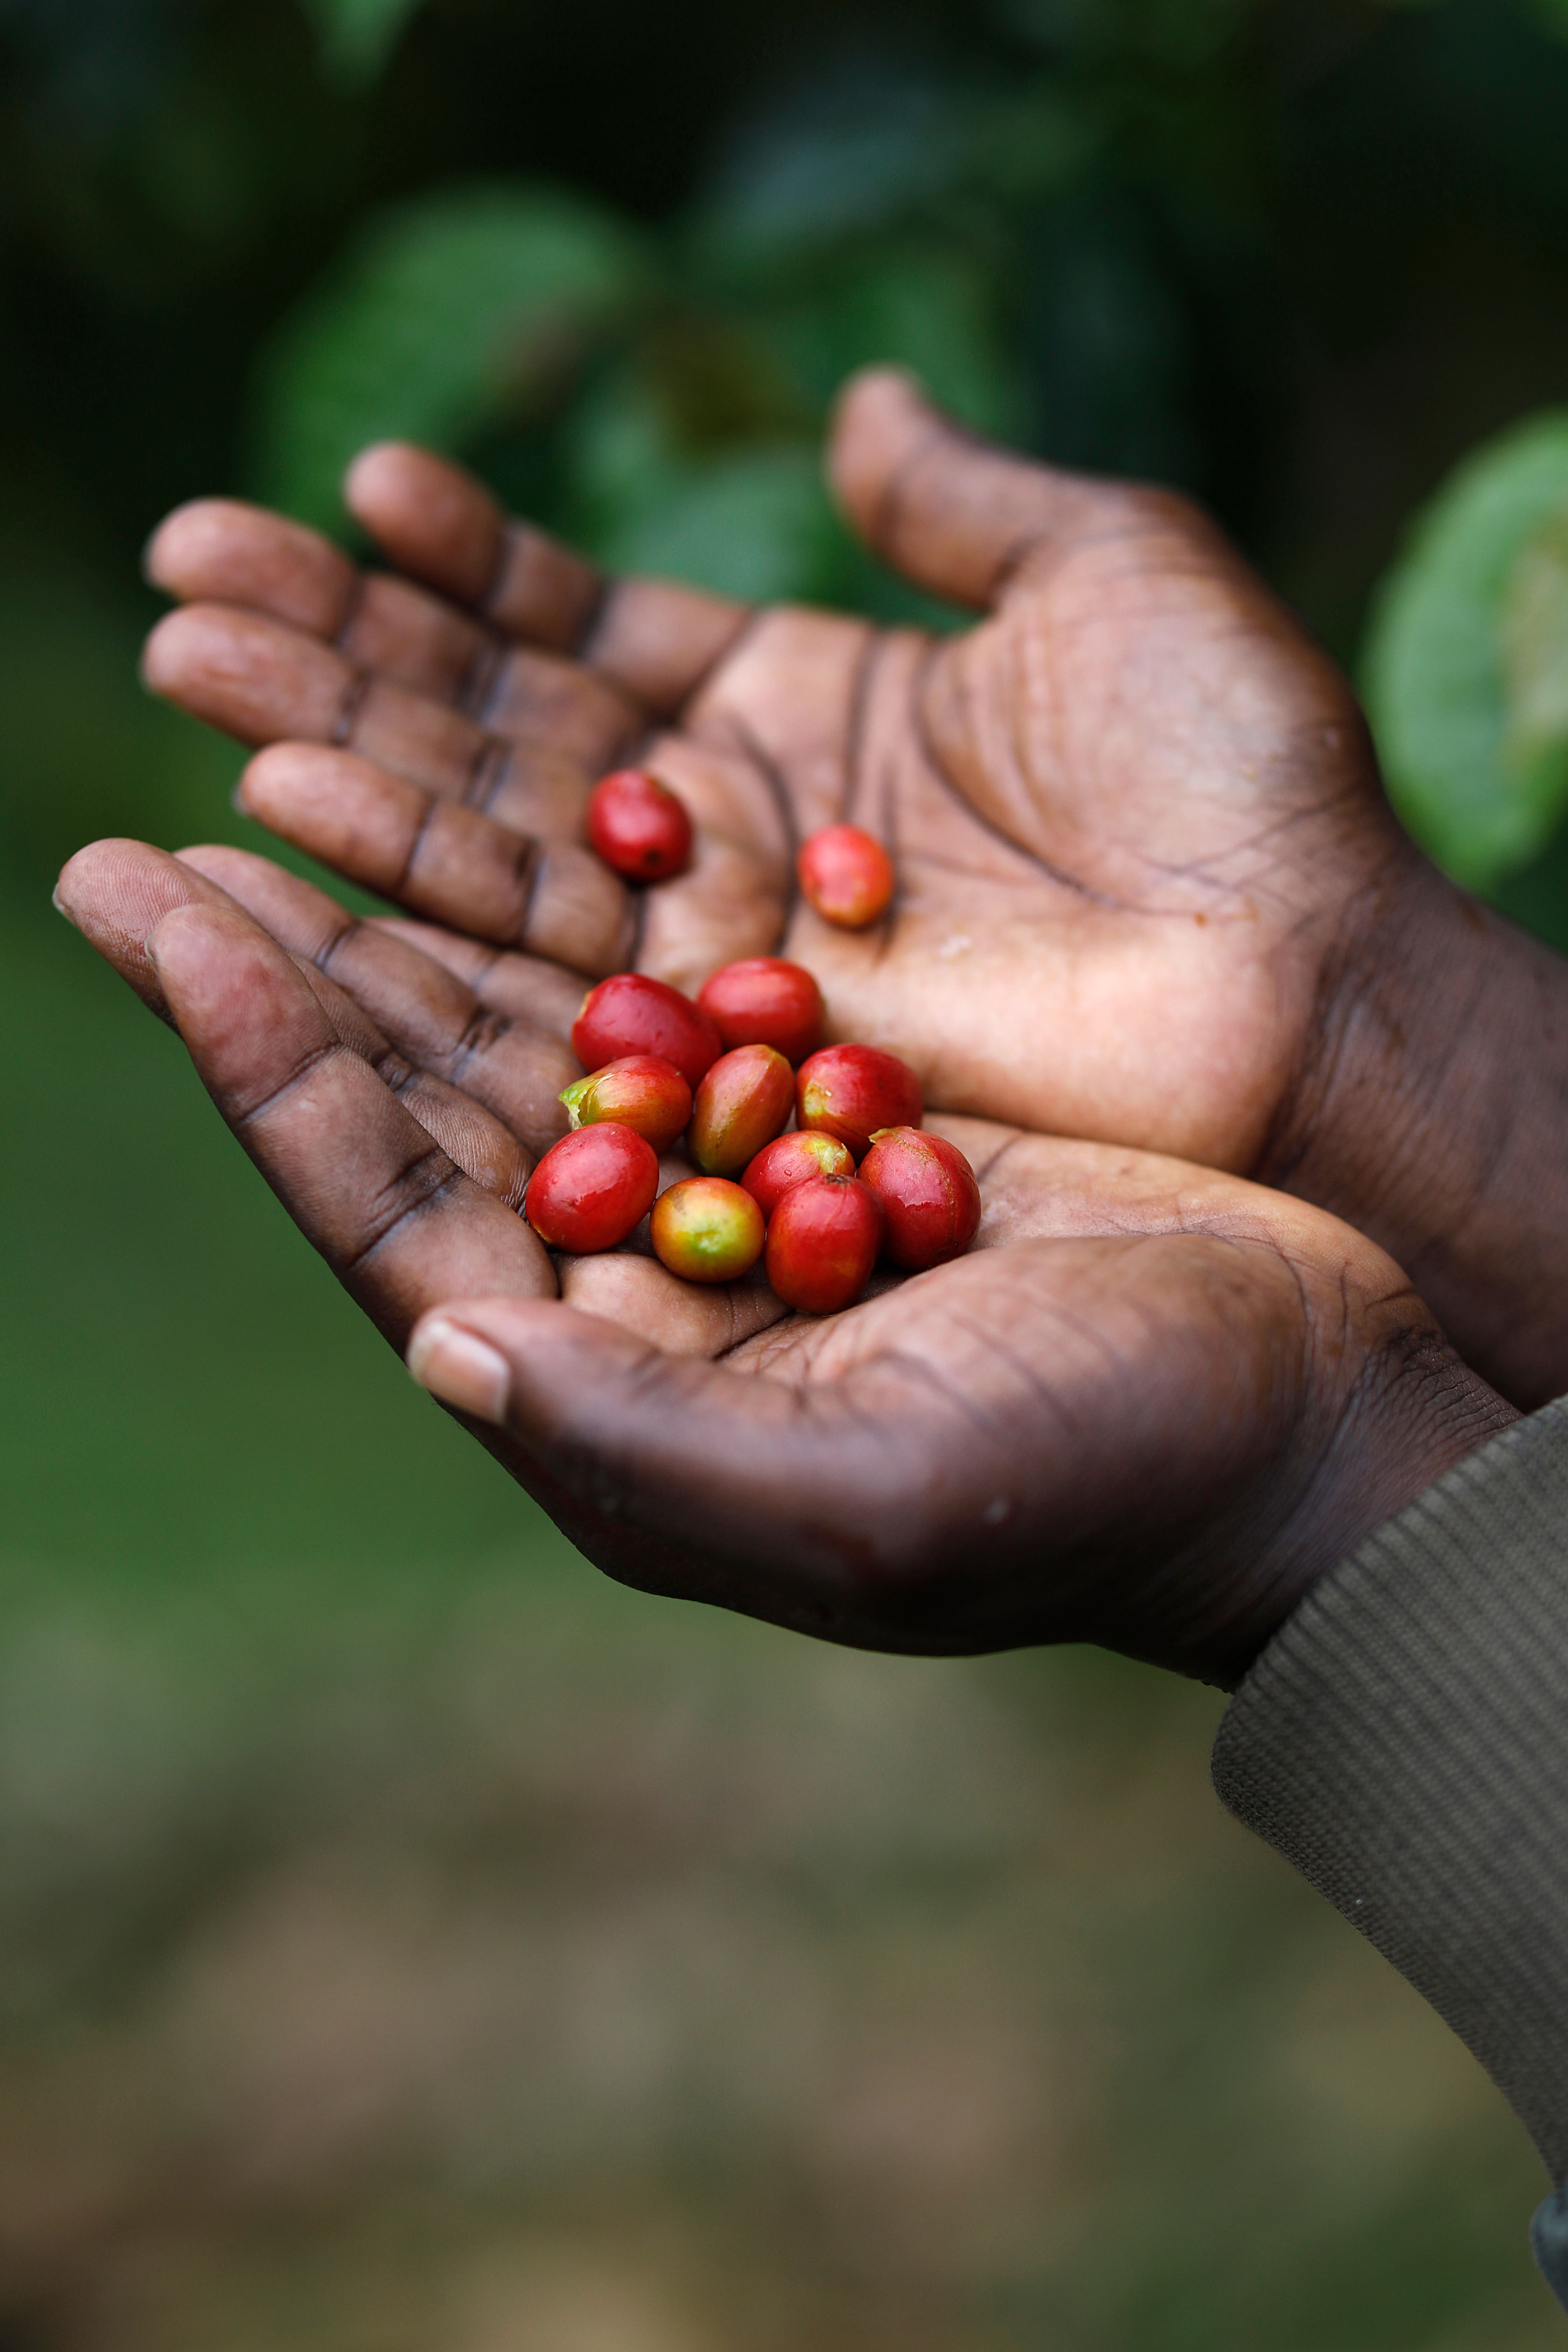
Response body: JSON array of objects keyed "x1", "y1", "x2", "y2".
[
  {"x1": 142, "y1": 600, "x2": 641, "y2": 816},
  {"x1": 177, "y1": 844, "x2": 583, "y2": 1159},
  {"x1": 238, "y1": 742, "x2": 635, "y2": 978}
]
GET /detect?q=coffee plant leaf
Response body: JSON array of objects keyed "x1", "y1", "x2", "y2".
[
  {"x1": 254, "y1": 184, "x2": 650, "y2": 528},
  {"x1": 1362, "y1": 410, "x2": 1568, "y2": 887}
]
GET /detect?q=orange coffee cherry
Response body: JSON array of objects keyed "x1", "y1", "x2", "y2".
[
  {"x1": 650, "y1": 1177, "x2": 766, "y2": 1283},
  {"x1": 688, "y1": 1043, "x2": 795, "y2": 1177},
  {"x1": 797, "y1": 824, "x2": 894, "y2": 928}
]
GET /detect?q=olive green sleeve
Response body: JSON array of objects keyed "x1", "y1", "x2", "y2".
[{"x1": 1211, "y1": 1398, "x2": 1568, "y2": 2307}]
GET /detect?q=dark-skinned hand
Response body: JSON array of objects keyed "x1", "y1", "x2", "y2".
[
  {"x1": 56, "y1": 837, "x2": 1510, "y2": 1689},
  {"x1": 139, "y1": 369, "x2": 1568, "y2": 1407}
]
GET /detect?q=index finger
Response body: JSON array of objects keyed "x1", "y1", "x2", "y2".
[
  {"x1": 56, "y1": 838, "x2": 536, "y2": 1210},
  {"x1": 145, "y1": 900, "x2": 554, "y2": 1342},
  {"x1": 344, "y1": 443, "x2": 754, "y2": 715},
  {"x1": 147, "y1": 466, "x2": 755, "y2": 722},
  {"x1": 173, "y1": 844, "x2": 583, "y2": 1160}
]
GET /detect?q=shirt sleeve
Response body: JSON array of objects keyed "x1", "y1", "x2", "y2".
[{"x1": 1210, "y1": 1395, "x2": 1568, "y2": 2311}]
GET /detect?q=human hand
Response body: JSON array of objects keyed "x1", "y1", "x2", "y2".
[
  {"x1": 138, "y1": 371, "x2": 1568, "y2": 1404},
  {"x1": 56, "y1": 837, "x2": 1510, "y2": 1687}
]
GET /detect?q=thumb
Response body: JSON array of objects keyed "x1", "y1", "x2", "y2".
[
  {"x1": 405, "y1": 1296, "x2": 940, "y2": 1619},
  {"x1": 827, "y1": 367, "x2": 1107, "y2": 609}
]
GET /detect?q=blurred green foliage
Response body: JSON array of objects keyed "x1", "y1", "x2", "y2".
[
  {"x1": 1364, "y1": 416, "x2": 1568, "y2": 887},
  {"x1": 10, "y1": 0, "x2": 1568, "y2": 897},
  {"x1": 301, "y1": 0, "x2": 427, "y2": 85},
  {"x1": 7, "y1": 0, "x2": 1568, "y2": 2342},
  {"x1": 257, "y1": 184, "x2": 651, "y2": 526}
]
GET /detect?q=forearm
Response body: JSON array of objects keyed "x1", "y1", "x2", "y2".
[{"x1": 1264, "y1": 847, "x2": 1568, "y2": 1407}]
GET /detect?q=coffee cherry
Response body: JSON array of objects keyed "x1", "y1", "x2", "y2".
[
  {"x1": 587, "y1": 768, "x2": 693, "y2": 883},
  {"x1": 859, "y1": 1128, "x2": 981, "y2": 1270},
  {"x1": 796, "y1": 1043, "x2": 923, "y2": 1160},
  {"x1": 696, "y1": 956, "x2": 825, "y2": 1064},
  {"x1": 559, "y1": 1055, "x2": 692, "y2": 1155},
  {"x1": 525, "y1": 1122, "x2": 659, "y2": 1253},
  {"x1": 689, "y1": 1043, "x2": 794, "y2": 1178},
  {"x1": 797, "y1": 824, "x2": 894, "y2": 929},
  {"x1": 741, "y1": 1129, "x2": 856, "y2": 1220},
  {"x1": 765, "y1": 1174, "x2": 884, "y2": 1315},
  {"x1": 572, "y1": 973, "x2": 722, "y2": 1090},
  {"x1": 651, "y1": 1177, "x2": 765, "y2": 1284}
]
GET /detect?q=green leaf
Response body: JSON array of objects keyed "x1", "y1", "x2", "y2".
[
  {"x1": 253, "y1": 184, "x2": 651, "y2": 529},
  {"x1": 695, "y1": 61, "x2": 1092, "y2": 272},
  {"x1": 565, "y1": 365, "x2": 689, "y2": 544},
  {"x1": 1001, "y1": 0, "x2": 1252, "y2": 66},
  {"x1": 698, "y1": 63, "x2": 966, "y2": 267},
  {"x1": 760, "y1": 244, "x2": 1026, "y2": 441},
  {"x1": 1361, "y1": 410, "x2": 1568, "y2": 887},
  {"x1": 563, "y1": 356, "x2": 834, "y2": 603},
  {"x1": 297, "y1": 0, "x2": 428, "y2": 85},
  {"x1": 1024, "y1": 189, "x2": 1198, "y2": 482},
  {"x1": 596, "y1": 447, "x2": 841, "y2": 606},
  {"x1": 562, "y1": 362, "x2": 964, "y2": 624},
  {"x1": 1500, "y1": 501, "x2": 1568, "y2": 819}
]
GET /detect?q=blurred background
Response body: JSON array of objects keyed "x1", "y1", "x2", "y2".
[{"x1": 6, "y1": 0, "x2": 1568, "y2": 2343}]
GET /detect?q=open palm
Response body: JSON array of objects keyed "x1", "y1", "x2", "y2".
[
  {"x1": 57, "y1": 836, "x2": 1503, "y2": 1689},
  {"x1": 142, "y1": 369, "x2": 1412, "y2": 1180},
  {"x1": 143, "y1": 368, "x2": 1568, "y2": 1409}
]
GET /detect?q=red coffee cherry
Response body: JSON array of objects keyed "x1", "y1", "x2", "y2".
[
  {"x1": 696, "y1": 956, "x2": 825, "y2": 1064},
  {"x1": 572, "y1": 973, "x2": 722, "y2": 1090},
  {"x1": 796, "y1": 1042, "x2": 923, "y2": 1160},
  {"x1": 797, "y1": 824, "x2": 894, "y2": 929},
  {"x1": 689, "y1": 1043, "x2": 794, "y2": 1178},
  {"x1": 859, "y1": 1128, "x2": 981, "y2": 1270},
  {"x1": 741, "y1": 1129, "x2": 856, "y2": 1220},
  {"x1": 765, "y1": 1175, "x2": 884, "y2": 1315},
  {"x1": 587, "y1": 768, "x2": 693, "y2": 883},
  {"x1": 525, "y1": 1122, "x2": 659, "y2": 1253},
  {"x1": 651, "y1": 1177, "x2": 766, "y2": 1284},
  {"x1": 559, "y1": 1055, "x2": 692, "y2": 1155}
]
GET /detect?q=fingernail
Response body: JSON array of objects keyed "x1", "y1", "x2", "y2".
[{"x1": 407, "y1": 1317, "x2": 510, "y2": 1423}]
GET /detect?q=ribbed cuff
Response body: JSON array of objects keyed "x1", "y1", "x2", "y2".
[{"x1": 1212, "y1": 1395, "x2": 1568, "y2": 2182}]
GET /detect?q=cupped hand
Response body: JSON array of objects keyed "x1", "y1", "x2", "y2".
[
  {"x1": 142, "y1": 370, "x2": 1398, "y2": 1170},
  {"x1": 136, "y1": 371, "x2": 1568, "y2": 1405},
  {"x1": 56, "y1": 837, "x2": 1510, "y2": 1686}
]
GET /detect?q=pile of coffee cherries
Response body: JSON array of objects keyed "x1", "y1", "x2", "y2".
[
  {"x1": 526, "y1": 959, "x2": 981, "y2": 1314},
  {"x1": 524, "y1": 770, "x2": 980, "y2": 1315}
]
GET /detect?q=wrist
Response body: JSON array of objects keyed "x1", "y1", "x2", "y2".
[
  {"x1": 1211, "y1": 1315, "x2": 1518, "y2": 1690},
  {"x1": 1260, "y1": 845, "x2": 1568, "y2": 1406}
]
